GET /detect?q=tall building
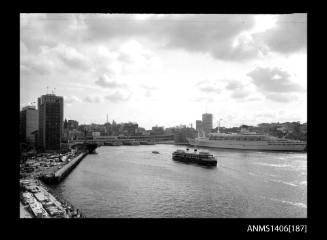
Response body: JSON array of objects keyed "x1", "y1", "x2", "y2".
[
  {"x1": 20, "y1": 106, "x2": 38, "y2": 145},
  {"x1": 202, "y1": 113, "x2": 213, "y2": 136},
  {"x1": 38, "y1": 94, "x2": 64, "y2": 151},
  {"x1": 196, "y1": 120, "x2": 202, "y2": 132},
  {"x1": 67, "y1": 120, "x2": 79, "y2": 130},
  {"x1": 151, "y1": 126, "x2": 164, "y2": 135}
]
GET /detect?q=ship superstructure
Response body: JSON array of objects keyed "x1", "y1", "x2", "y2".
[{"x1": 188, "y1": 128, "x2": 306, "y2": 152}]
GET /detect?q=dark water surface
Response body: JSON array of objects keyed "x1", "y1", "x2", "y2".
[{"x1": 50, "y1": 144, "x2": 307, "y2": 218}]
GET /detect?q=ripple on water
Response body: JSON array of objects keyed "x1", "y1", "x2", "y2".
[{"x1": 50, "y1": 145, "x2": 307, "y2": 218}]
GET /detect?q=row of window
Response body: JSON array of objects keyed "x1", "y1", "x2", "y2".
[{"x1": 209, "y1": 136, "x2": 265, "y2": 141}]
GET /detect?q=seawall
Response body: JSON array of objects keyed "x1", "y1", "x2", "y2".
[{"x1": 53, "y1": 152, "x2": 87, "y2": 183}]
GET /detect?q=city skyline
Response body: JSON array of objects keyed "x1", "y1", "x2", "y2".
[{"x1": 20, "y1": 14, "x2": 307, "y2": 129}]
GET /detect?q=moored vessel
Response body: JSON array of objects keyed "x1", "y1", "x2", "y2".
[
  {"x1": 188, "y1": 128, "x2": 306, "y2": 152},
  {"x1": 140, "y1": 141, "x2": 155, "y2": 145},
  {"x1": 122, "y1": 140, "x2": 140, "y2": 146},
  {"x1": 104, "y1": 141, "x2": 122, "y2": 146}
]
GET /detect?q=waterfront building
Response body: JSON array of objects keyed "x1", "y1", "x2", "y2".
[
  {"x1": 92, "y1": 131, "x2": 101, "y2": 139},
  {"x1": 196, "y1": 120, "x2": 203, "y2": 133},
  {"x1": 67, "y1": 120, "x2": 79, "y2": 130},
  {"x1": 202, "y1": 113, "x2": 213, "y2": 137},
  {"x1": 174, "y1": 126, "x2": 197, "y2": 143},
  {"x1": 20, "y1": 106, "x2": 39, "y2": 145},
  {"x1": 151, "y1": 126, "x2": 164, "y2": 135},
  {"x1": 122, "y1": 122, "x2": 139, "y2": 136},
  {"x1": 37, "y1": 94, "x2": 64, "y2": 151}
]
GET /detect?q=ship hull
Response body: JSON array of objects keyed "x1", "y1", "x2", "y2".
[
  {"x1": 172, "y1": 156, "x2": 217, "y2": 166},
  {"x1": 188, "y1": 138, "x2": 306, "y2": 152}
]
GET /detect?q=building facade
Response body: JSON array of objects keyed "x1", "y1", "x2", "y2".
[
  {"x1": 202, "y1": 113, "x2": 213, "y2": 137},
  {"x1": 20, "y1": 106, "x2": 39, "y2": 145},
  {"x1": 67, "y1": 120, "x2": 79, "y2": 130},
  {"x1": 151, "y1": 126, "x2": 164, "y2": 135},
  {"x1": 38, "y1": 94, "x2": 64, "y2": 151},
  {"x1": 196, "y1": 120, "x2": 202, "y2": 132}
]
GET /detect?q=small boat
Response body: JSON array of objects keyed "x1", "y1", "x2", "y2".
[{"x1": 152, "y1": 151, "x2": 160, "y2": 154}]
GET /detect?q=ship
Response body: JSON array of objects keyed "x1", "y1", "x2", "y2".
[
  {"x1": 122, "y1": 140, "x2": 140, "y2": 146},
  {"x1": 172, "y1": 149, "x2": 217, "y2": 166},
  {"x1": 104, "y1": 141, "x2": 122, "y2": 146},
  {"x1": 187, "y1": 128, "x2": 306, "y2": 152},
  {"x1": 140, "y1": 141, "x2": 155, "y2": 145}
]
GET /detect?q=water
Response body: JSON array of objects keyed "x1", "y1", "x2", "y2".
[{"x1": 50, "y1": 144, "x2": 307, "y2": 218}]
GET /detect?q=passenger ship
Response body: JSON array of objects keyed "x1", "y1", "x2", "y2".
[{"x1": 187, "y1": 128, "x2": 306, "y2": 152}]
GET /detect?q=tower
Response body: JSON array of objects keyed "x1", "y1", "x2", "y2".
[
  {"x1": 202, "y1": 113, "x2": 213, "y2": 137},
  {"x1": 37, "y1": 93, "x2": 64, "y2": 151}
]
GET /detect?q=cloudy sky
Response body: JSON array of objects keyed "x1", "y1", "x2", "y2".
[{"x1": 20, "y1": 13, "x2": 307, "y2": 129}]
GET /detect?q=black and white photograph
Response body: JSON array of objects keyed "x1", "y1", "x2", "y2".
[{"x1": 19, "y1": 13, "x2": 307, "y2": 220}]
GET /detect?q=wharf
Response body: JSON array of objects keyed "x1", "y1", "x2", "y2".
[
  {"x1": 54, "y1": 152, "x2": 87, "y2": 182},
  {"x1": 39, "y1": 152, "x2": 87, "y2": 184},
  {"x1": 20, "y1": 150, "x2": 90, "y2": 218},
  {"x1": 20, "y1": 178, "x2": 83, "y2": 218}
]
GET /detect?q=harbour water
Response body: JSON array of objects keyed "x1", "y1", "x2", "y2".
[{"x1": 49, "y1": 144, "x2": 307, "y2": 218}]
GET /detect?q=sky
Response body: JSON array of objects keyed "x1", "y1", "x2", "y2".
[{"x1": 20, "y1": 13, "x2": 307, "y2": 129}]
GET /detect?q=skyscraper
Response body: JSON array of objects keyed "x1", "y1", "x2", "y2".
[
  {"x1": 202, "y1": 113, "x2": 213, "y2": 137},
  {"x1": 38, "y1": 94, "x2": 64, "y2": 151},
  {"x1": 20, "y1": 106, "x2": 38, "y2": 145}
]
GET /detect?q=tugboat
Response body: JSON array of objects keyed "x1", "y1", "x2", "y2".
[{"x1": 172, "y1": 148, "x2": 217, "y2": 166}]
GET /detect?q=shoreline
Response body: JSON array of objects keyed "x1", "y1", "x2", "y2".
[{"x1": 20, "y1": 150, "x2": 89, "y2": 218}]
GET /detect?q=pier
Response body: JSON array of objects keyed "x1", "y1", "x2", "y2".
[
  {"x1": 40, "y1": 152, "x2": 88, "y2": 184},
  {"x1": 54, "y1": 152, "x2": 87, "y2": 182}
]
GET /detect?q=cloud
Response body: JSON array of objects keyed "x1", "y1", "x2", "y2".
[
  {"x1": 225, "y1": 81, "x2": 250, "y2": 99},
  {"x1": 21, "y1": 14, "x2": 307, "y2": 64},
  {"x1": 54, "y1": 44, "x2": 91, "y2": 70},
  {"x1": 84, "y1": 96, "x2": 101, "y2": 103},
  {"x1": 161, "y1": 15, "x2": 258, "y2": 61},
  {"x1": 64, "y1": 95, "x2": 81, "y2": 104},
  {"x1": 265, "y1": 93, "x2": 298, "y2": 103},
  {"x1": 196, "y1": 80, "x2": 221, "y2": 94},
  {"x1": 95, "y1": 74, "x2": 125, "y2": 88},
  {"x1": 193, "y1": 96, "x2": 214, "y2": 103},
  {"x1": 247, "y1": 67, "x2": 304, "y2": 93},
  {"x1": 105, "y1": 90, "x2": 131, "y2": 102},
  {"x1": 230, "y1": 89, "x2": 250, "y2": 99},
  {"x1": 225, "y1": 81, "x2": 243, "y2": 90},
  {"x1": 20, "y1": 63, "x2": 49, "y2": 75},
  {"x1": 199, "y1": 86, "x2": 221, "y2": 94},
  {"x1": 140, "y1": 84, "x2": 158, "y2": 98},
  {"x1": 253, "y1": 14, "x2": 307, "y2": 54},
  {"x1": 24, "y1": 14, "x2": 257, "y2": 62},
  {"x1": 20, "y1": 43, "x2": 90, "y2": 77}
]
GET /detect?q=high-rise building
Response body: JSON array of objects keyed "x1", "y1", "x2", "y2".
[
  {"x1": 20, "y1": 106, "x2": 38, "y2": 145},
  {"x1": 202, "y1": 113, "x2": 213, "y2": 136},
  {"x1": 37, "y1": 94, "x2": 64, "y2": 151},
  {"x1": 196, "y1": 120, "x2": 202, "y2": 132}
]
